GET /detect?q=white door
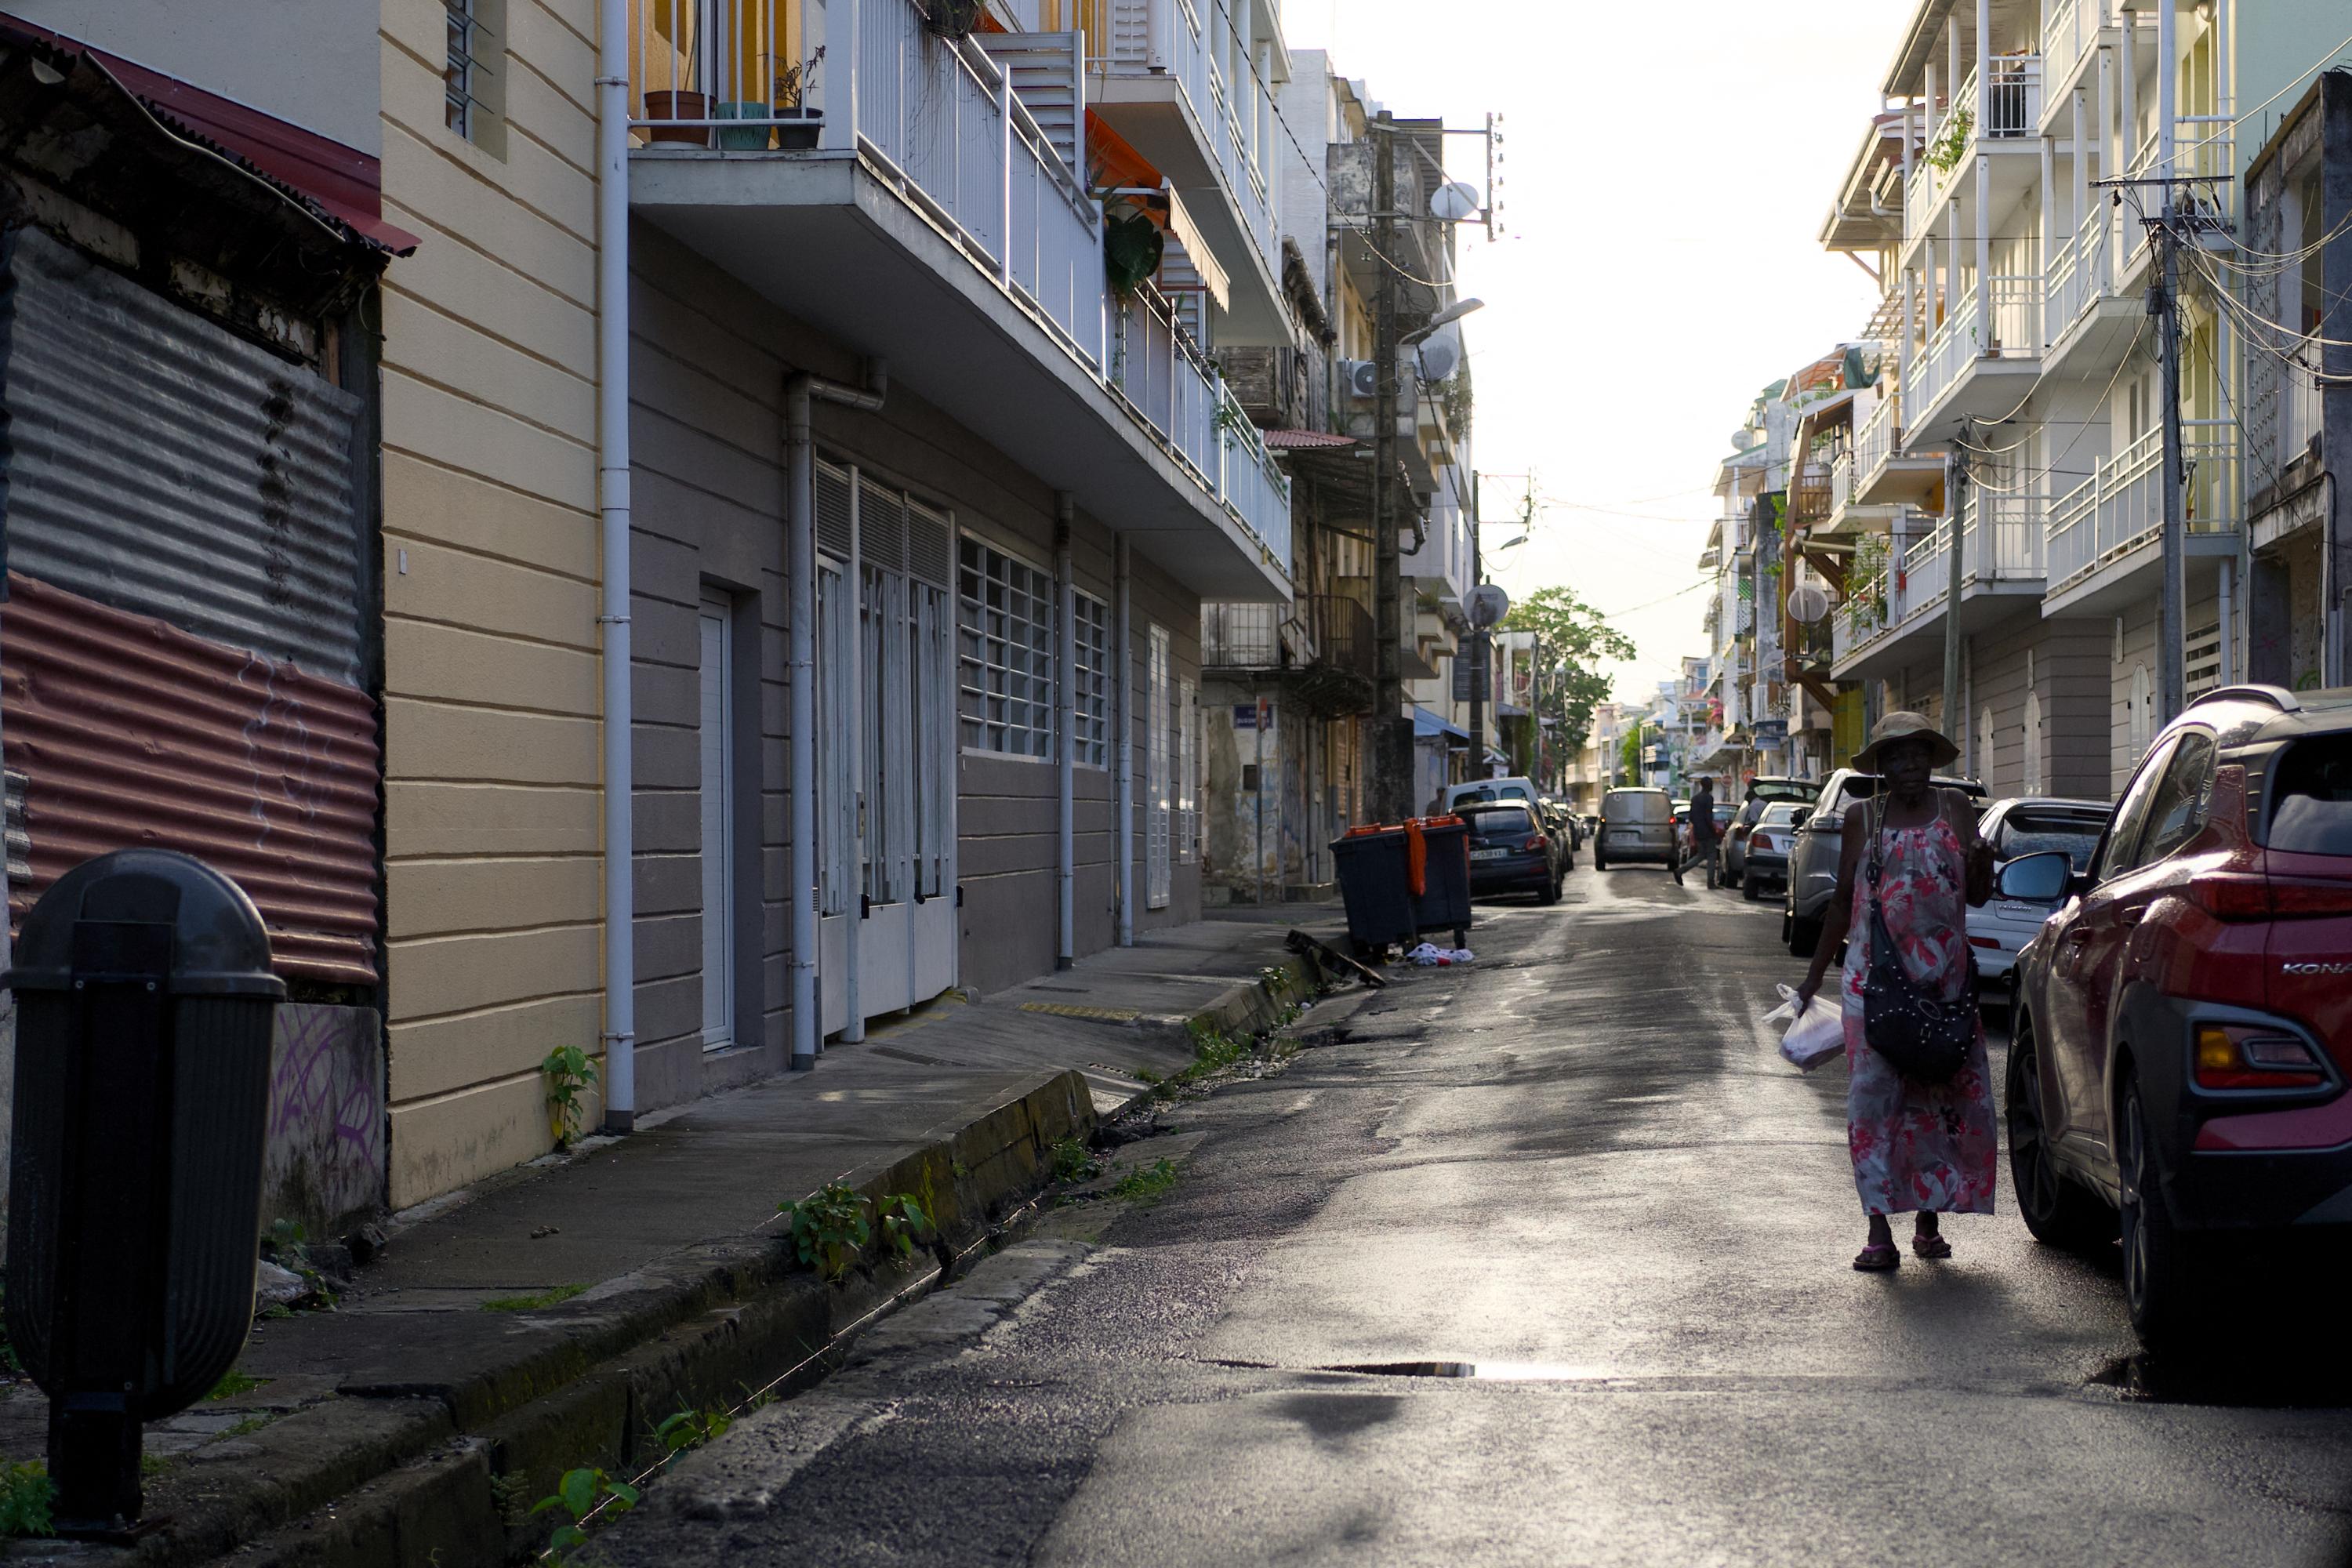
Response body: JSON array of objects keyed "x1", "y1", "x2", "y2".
[
  {"x1": 698, "y1": 599, "x2": 735, "y2": 1051},
  {"x1": 1146, "y1": 623, "x2": 1171, "y2": 908}
]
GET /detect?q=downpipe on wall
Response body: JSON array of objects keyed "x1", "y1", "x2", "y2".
[
  {"x1": 1057, "y1": 495, "x2": 1076, "y2": 968},
  {"x1": 595, "y1": 0, "x2": 633, "y2": 1131},
  {"x1": 785, "y1": 363, "x2": 887, "y2": 1069},
  {"x1": 1116, "y1": 535, "x2": 1134, "y2": 946}
]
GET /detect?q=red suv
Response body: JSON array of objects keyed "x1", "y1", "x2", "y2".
[{"x1": 2003, "y1": 685, "x2": 2352, "y2": 1346}]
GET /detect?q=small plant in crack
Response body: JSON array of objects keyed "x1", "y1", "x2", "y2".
[
  {"x1": 779, "y1": 1181, "x2": 870, "y2": 1281},
  {"x1": 655, "y1": 1406, "x2": 734, "y2": 1460},
  {"x1": 876, "y1": 1194, "x2": 932, "y2": 1261},
  {"x1": 531, "y1": 1466, "x2": 640, "y2": 1563},
  {"x1": 0, "y1": 1461, "x2": 53, "y2": 1538},
  {"x1": 1110, "y1": 1158, "x2": 1180, "y2": 1203},
  {"x1": 1048, "y1": 1137, "x2": 1102, "y2": 1183}
]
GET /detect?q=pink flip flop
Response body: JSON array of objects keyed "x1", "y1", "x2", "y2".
[
  {"x1": 1853, "y1": 1242, "x2": 1900, "y2": 1272},
  {"x1": 1911, "y1": 1231, "x2": 1952, "y2": 1260}
]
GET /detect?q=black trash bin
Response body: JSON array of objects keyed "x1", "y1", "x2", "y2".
[
  {"x1": 1409, "y1": 817, "x2": 1472, "y2": 949},
  {"x1": 1330, "y1": 826, "x2": 1416, "y2": 956}
]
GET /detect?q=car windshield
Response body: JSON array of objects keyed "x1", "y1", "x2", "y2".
[
  {"x1": 1759, "y1": 804, "x2": 1804, "y2": 827},
  {"x1": 2001, "y1": 809, "x2": 2110, "y2": 869},
  {"x1": 1463, "y1": 805, "x2": 1536, "y2": 837},
  {"x1": 2270, "y1": 737, "x2": 2352, "y2": 854}
]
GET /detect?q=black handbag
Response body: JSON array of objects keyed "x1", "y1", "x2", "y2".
[{"x1": 1859, "y1": 797, "x2": 1974, "y2": 1084}]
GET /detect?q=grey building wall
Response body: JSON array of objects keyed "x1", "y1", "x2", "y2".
[
  {"x1": 626, "y1": 223, "x2": 1207, "y2": 1054},
  {"x1": 1969, "y1": 614, "x2": 2111, "y2": 800}
]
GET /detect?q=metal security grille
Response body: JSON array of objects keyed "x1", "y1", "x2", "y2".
[
  {"x1": 445, "y1": 0, "x2": 478, "y2": 136},
  {"x1": 1071, "y1": 590, "x2": 1110, "y2": 768},
  {"x1": 957, "y1": 536, "x2": 1055, "y2": 757}
]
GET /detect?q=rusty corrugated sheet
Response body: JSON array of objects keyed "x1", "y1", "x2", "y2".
[
  {"x1": 7, "y1": 227, "x2": 368, "y2": 686},
  {"x1": 2, "y1": 574, "x2": 379, "y2": 984}
]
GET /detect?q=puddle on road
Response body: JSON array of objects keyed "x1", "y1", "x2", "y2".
[{"x1": 1322, "y1": 1360, "x2": 1607, "y2": 1381}]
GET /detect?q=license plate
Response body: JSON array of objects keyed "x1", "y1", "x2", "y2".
[{"x1": 1471, "y1": 848, "x2": 1508, "y2": 862}]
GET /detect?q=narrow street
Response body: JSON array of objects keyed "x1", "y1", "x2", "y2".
[{"x1": 593, "y1": 869, "x2": 2352, "y2": 1567}]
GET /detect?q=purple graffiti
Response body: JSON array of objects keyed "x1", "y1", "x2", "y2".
[{"x1": 270, "y1": 1006, "x2": 380, "y2": 1167}]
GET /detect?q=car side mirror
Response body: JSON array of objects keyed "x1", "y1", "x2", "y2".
[{"x1": 1997, "y1": 850, "x2": 2071, "y2": 903}]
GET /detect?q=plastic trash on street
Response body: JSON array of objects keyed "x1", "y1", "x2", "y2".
[
  {"x1": 1764, "y1": 982, "x2": 1843, "y2": 1070},
  {"x1": 1405, "y1": 942, "x2": 1474, "y2": 967}
]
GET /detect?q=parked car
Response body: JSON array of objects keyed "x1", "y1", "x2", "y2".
[
  {"x1": 1541, "y1": 798, "x2": 1583, "y2": 852},
  {"x1": 1784, "y1": 767, "x2": 1988, "y2": 956},
  {"x1": 1595, "y1": 787, "x2": 1679, "y2": 873},
  {"x1": 1461, "y1": 800, "x2": 1562, "y2": 903},
  {"x1": 1441, "y1": 776, "x2": 1541, "y2": 815},
  {"x1": 1966, "y1": 797, "x2": 2112, "y2": 987},
  {"x1": 2004, "y1": 684, "x2": 2352, "y2": 1346},
  {"x1": 1737, "y1": 801, "x2": 1809, "y2": 902},
  {"x1": 1721, "y1": 777, "x2": 1820, "y2": 888}
]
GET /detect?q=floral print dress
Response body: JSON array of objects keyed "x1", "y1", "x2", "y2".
[{"x1": 1838, "y1": 800, "x2": 1998, "y2": 1216}]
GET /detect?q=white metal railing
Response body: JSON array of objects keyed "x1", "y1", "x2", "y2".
[
  {"x1": 2041, "y1": 0, "x2": 2100, "y2": 100},
  {"x1": 2120, "y1": 118, "x2": 2238, "y2": 270},
  {"x1": 2045, "y1": 426, "x2": 2238, "y2": 591},
  {"x1": 1829, "y1": 453, "x2": 1853, "y2": 517},
  {"x1": 1964, "y1": 489, "x2": 2048, "y2": 581},
  {"x1": 1102, "y1": 0, "x2": 1279, "y2": 284},
  {"x1": 1982, "y1": 56, "x2": 2043, "y2": 139},
  {"x1": 1854, "y1": 390, "x2": 1896, "y2": 487},
  {"x1": 2044, "y1": 201, "x2": 2111, "y2": 345},
  {"x1": 631, "y1": 0, "x2": 1291, "y2": 567},
  {"x1": 1891, "y1": 518, "x2": 1951, "y2": 627},
  {"x1": 1911, "y1": 278, "x2": 2043, "y2": 419}
]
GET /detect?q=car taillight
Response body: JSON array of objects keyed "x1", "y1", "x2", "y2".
[
  {"x1": 2268, "y1": 878, "x2": 2352, "y2": 916},
  {"x1": 2186, "y1": 873, "x2": 2273, "y2": 920},
  {"x1": 1968, "y1": 935, "x2": 1999, "y2": 949},
  {"x1": 2194, "y1": 1023, "x2": 2326, "y2": 1091},
  {"x1": 1523, "y1": 835, "x2": 1548, "y2": 853}
]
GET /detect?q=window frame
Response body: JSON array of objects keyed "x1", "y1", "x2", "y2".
[
  {"x1": 1071, "y1": 587, "x2": 1112, "y2": 770},
  {"x1": 957, "y1": 533, "x2": 1059, "y2": 762},
  {"x1": 2128, "y1": 729, "x2": 2219, "y2": 871}
]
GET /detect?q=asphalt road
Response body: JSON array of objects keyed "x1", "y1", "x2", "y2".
[{"x1": 593, "y1": 863, "x2": 2352, "y2": 1567}]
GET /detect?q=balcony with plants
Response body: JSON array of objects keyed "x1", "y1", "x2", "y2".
[
  {"x1": 626, "y1": 0, "x2": 1291, "y2": 597},
  {"x1": 1829, "y1": 488, "x2": 2045, "y2": 679}
]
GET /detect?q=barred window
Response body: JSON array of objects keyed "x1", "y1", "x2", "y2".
[
  {"x1": 958, "y1": 537, "x2": 1054, "y2": 758},
  {"x1": 445, "y1": 0, "x2": 477, "y2": 136},
  {"x1": 443, "y1": 0, "x2": 506, "y2": 154},
  {"x1": 1072, "y1": 590, "x2": 1110, "y2": 768}
]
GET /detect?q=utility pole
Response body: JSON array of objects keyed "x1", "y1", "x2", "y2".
[
  {"x1": 2154, "y1": 214, "x2": 2187, "y2": 720},
  {"x1": 1370, "y1": 111, "x2": 1410, "y2": 822},
  {"x1": 1944, "y1": 423, "x2": 1968, "y2": 733},
  {"x1": 1465, "y1": 471, "x2": 1484, "y2": 776}
]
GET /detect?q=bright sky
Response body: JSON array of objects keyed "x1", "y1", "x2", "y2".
[{"x1": 1282, "y1": 0, "x2": 1903, "y2": 703}]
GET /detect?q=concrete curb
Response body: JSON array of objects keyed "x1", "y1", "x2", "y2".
[{"x1": 74, "y1": 1070, "x2": 1096, "y2": 1568}]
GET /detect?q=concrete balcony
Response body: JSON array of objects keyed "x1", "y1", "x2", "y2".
[
  {"x1": 1087, "y1": 0, "x2": 1287, "y2": 342},
  {"x1": 1851, "y1": 385, "x2": 1943, "y2": 506},
  {"x1": 626, "y1": 0, "x2": 1290, "y2": 599},
  {"x1": 2044, "y1": 427, "x2": 2241, "y2": 616},
  {"x1": 1902, "y1": 56, "x2": 2045, "y2": 257},
  {"x1": 1903, "y1": 278, "x2": 2043, "y2": 445},
  {"x1": 1831, "y1": 491, "x2": 2046, "y2": 680}
]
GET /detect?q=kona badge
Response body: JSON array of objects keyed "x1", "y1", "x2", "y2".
[{"x1": 2281, "y1": 961, "x2": 2352, "y2": 976}]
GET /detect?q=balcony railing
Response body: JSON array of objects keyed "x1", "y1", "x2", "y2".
[
  {"x1": 1201, "y1": 601, "x2": 1282, "y2": 668},
  {"x1": 2045, "y1": 426, "x2": 2239, "y2": 591},
  {"x1": 1309, "y1": 594, "x2": 1377, "y2": 688},
  {"x1": 2042, "y1": 0, "x2": 2100, "y2": 98},
  {"x1": 2043, "y1": 201, "x2": 2112, "y2": 347},
  {"x1": 630, "y1": 0, "x2": 1291, "y2": 571},
  {"x1": 1828, "y1": 453, "x2": 1853, "y2": 517},
  {"x1": 1910, "y1": 278, "x2": 2043, "y2": 421},
  {"x1": 1907, "y1": 57, "x2": 2043, "y2": 246},
  {"x1": 1964, "y1": 489, "x2": 2048, "y2": 582},
  {"x1": 1854, "y1": 390, "x2": 1896, "y2": 486}
]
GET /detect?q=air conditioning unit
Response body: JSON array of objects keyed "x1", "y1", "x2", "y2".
[{"x1": 1342, "y1": 359, "x2": 1417, "y2": 409}]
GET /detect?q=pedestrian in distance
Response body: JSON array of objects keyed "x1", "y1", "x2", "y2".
[
  {"x1": 1792, "y1": 713, "x2": 1996, "y2": 1272},
  {"x1": 1689, "y1": 775, "x2": 1719, "y2": 889}
]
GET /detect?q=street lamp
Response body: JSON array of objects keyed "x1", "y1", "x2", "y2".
[{"x1": 1403, "y1": 296, "x2": 1484, "y2": 346}]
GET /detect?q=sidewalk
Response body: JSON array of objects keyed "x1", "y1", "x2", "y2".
[{"x1": 5, "y1": 904, "x2": 1346, "y2": 1566}]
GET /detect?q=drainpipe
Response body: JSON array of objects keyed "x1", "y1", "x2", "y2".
[
  {"x1": 595, "y1": 0, "x2": 634, "y2": 1131},
  {"x1": 1055, "y1": 494, "x2": 1076, "y2": 968},
  {"x1": 1116, "y1": 535, "x2": 1135, "y2": 946},
  {"x1": 785, "y1": 361, "x2": 887, "y2": 1070}
]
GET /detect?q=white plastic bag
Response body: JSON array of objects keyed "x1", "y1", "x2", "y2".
[
  {"x1": 1763, "y1": 982, "x2": 1844, "y2": 1071},
  {"x1": 1405, "y1": 942, "x2": 1475, "y2": 966}
]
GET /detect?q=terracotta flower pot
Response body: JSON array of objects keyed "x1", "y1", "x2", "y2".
[{"x1": 644, "y1": 90, "x2": 713, "y2": 147}]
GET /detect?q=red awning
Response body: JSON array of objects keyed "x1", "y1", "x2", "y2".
[{"x1": 1264, "y1": 430, "x2": 1359, "y2": 451}]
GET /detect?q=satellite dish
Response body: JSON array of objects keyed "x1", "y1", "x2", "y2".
[
  {"x1": 1788, "y1": 584, "x2": 1832, "y2": 624},
  {"x1": 1730, "y1": 428, "x2": 1760, "y2": 451},
  {"x1": 1467, "y1": 583, "x2": 1511, "y2": 630},
  {"x1": 1415, "y1": 333, "x2": 1461, "y2": 382},
  {"x1": 1428, "y1": 180, "x2": 1481, "y2": 223}
]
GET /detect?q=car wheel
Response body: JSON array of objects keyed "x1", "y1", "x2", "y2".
[
  {"x1": 1787, "y1": 914, "x2": 1820, "y2": 958},
  {"x1": 2005, "y1": 1014, "x2": 2113, "y2": 1250},
  {"x1": 1539, "y1": 876, "x2": 1560, "y2": 906},
  {"x1": 1594, "y1": 849, "x2": 1608, "y2": 872},
  {"x1": 2118, "y1": 1069, "x2": 2198, "y2": 1349},
  {"x1": 1742, "y1": 876, "x2": 1761, "y2": 902}
]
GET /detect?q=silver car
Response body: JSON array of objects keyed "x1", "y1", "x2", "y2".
[
  {"x1": 1594, "y1": 787, "x2": 1679, "y2": 873},
  {"x1": 1966, "y1": 796, "x2": 2112, "y2": 986}
]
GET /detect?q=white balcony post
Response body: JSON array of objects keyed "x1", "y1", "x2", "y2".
[
  {"x1": 1976, "y1": 0, "x2": 1991, "y2": 126},
  {"x1": 2156, "y1": 0, "x2": 2175, "y2": 181},
  {"x1": 1947, "y1": 197, "x2": 1962, "y2": 331},
  {"x1": 1975, "y1": 161, "x2": 1990, "y2": 340},
  {"x1": 2039, "y1": 132, "x2": 2055, "y2": 289},
  {"x1": 2119, "y1": 9, "x2": 2136, "y2": 175},
  {"x1": 1926, "y1": 234, "x2": 1940, "y2": 335},
  {"x1": 1902, "y1": 265, "x2": 1918, "y2": 406},
  {"x1": 2071, "y1": 87, "x2": 2088, "y2": 236},
  {"x1": 1947, "y1": 13, "x2": 1962, "y2": 125},
  {"x1": 1000, "y1": 67, "x2": 1014, "y2": 289},
  {"x1": 1926, "y1": 62, "x2": 1940, "y2": 141}
]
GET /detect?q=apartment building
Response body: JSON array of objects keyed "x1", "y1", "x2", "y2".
[
  {"x1": 17, "y1": 0, "x2": 1298, "y2": 1210},
  {"x1": 1804, "y1": 0, "x2": 2330, "y2": 800},
  {"x1": 1196, "y1": 53, "x2": 1479, "y2": 898}
]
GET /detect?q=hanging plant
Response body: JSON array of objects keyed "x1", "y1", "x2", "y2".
[
  {"x1": 1926, "y1": 107, "x2": 1973, "y2": 173},
  {"x1": 1103, "y1": 210, "x2": 1163, "y2": 299},
  {"x1": 920, "y1": 0, "x2": 985, "y2": 39}
]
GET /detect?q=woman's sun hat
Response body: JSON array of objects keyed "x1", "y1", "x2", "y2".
[{"x1": 1853, "y1": 710, "x2": 1960, "y2": 771}]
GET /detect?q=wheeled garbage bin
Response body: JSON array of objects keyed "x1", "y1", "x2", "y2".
[
  {"x1": 1408, "y1": 816, "x2": 1472, "y2": 949},
  {"x1": 1330, "y1": 825, "x2": 1416, "y2": 957}
]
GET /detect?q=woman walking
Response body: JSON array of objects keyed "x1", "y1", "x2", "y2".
[{"x1": 1794, "y1": 713, "x2": 1996, "y2": 1271}]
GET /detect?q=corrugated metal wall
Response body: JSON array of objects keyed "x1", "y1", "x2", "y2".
[
  {"x1": 0, "y1": 575, "x2": 379, "y2": 982},
  {"x1": 0, "y1": 227, "x2": 380, "y2": 984},
  {"x1": 8, "y1": 228, "x2": 367, "y2": 686}
]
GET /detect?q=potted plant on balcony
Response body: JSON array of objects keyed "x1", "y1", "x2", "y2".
[
  {"x1": 920, "y1": 0, "x2": 985, "y2": 39},
  {"x1": 773, "y1": 46, "x2": 826, "y2": 149},
  {"x1": 644, "y1": 86, "x2": 714, "y2": 147},
  {"x1": 1104, "y1": 210, "x2": 1163, "y2": 298}
]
